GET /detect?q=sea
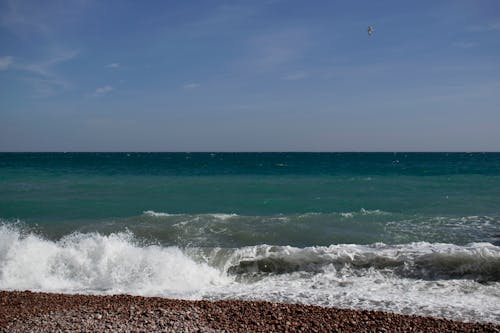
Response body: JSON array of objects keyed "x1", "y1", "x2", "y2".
[{"x1": 1, "y1": 152, "x2": 499, "y2": 323}]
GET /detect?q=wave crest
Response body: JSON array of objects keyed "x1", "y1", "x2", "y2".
[
  {"x1": 0, "y1": 224, "x2": 227, "y2": 297},
  {"x1": 224, "y1": 242, "x2": 500, "y2": 281}
]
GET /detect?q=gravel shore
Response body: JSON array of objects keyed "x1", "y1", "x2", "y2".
[{"x1": 1, "y1": 290, "x2": 499, "y2": 332}]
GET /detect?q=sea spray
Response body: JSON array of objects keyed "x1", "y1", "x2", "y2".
[{"x1": 0, "y1": 225, "x2": 228, "y2": 298}]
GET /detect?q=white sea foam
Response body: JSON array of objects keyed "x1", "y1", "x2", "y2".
[
  {"x1": 219, "y1": 264, "x2": 500, "y2": 324},
  {"x1": 142, "y1": 210, "x2": 175, "y2": 217},
  {"x1": 143, "y1": 211, "x2": 238, "y2": 220},
  {"x1": 207, "y1": 214, "x2": 238, "y2": 220},
  {"x1": 330, "y1": 209, "x2": 391, "y2": 218},
  {"x1": 360, "y1": 208, "x2": 390, "y2": 215},
  {"x1": 385, "y1": 215, "x2": 500, "y2": 244},
  {"x1": 209, "y1": 242, "x2": 500, "y2": 323},
  {"x1": 0, "y1": 225, "x2": 228, "y2": 298},
  {"x1": 142, "y1": 210, "x2": 394, "y2": 223}
]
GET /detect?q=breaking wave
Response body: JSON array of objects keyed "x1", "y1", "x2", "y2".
[
  {"x1": 222, "y1": 242, "x2": 500, "y2": 281},
  {"x1": 0, "y1": 224, "x2": 227, "y2": 298},
  {"x1": 1, "y1": 223, "x2": 499, "y2": 323}
]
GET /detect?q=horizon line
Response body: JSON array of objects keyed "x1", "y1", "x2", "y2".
[{"x1": 1, "y1": 151, "x2": 499, "y2": 154}]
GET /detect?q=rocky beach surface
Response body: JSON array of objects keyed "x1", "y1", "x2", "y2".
[{"x1": 1, "y1": 290, "x2": 499, "y2": 332}]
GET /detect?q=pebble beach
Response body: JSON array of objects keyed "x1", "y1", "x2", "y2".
[{"x1": 1, "y1": 291, "x2": 499, "y2": 332}]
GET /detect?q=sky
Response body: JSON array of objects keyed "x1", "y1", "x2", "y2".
[{"x1": 0, "y1": 0, "x2": 499, "y2": 152}]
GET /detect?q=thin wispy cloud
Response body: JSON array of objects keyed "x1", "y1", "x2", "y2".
[
  {"x1": 106, "y1": 63, "x2": 120, "y2": 69},
  {"x1": 24, "y1": 76, "x2": 70, "y2": 98},
  {"x1": 21, "y1": 49, "x2": 79, "y2": 77},
  {"x1": 94, "y1": 85, "x2": 114, "y2": 95},
  {"x1": 241, "y1": 28, "x2": 311, "y2": 72},
  {"x1": 1, "y1": 0, "x2": 82, "y2": 97},
  {"x1": 0, "y1": 0, "x2": 50, "y2": 36},
  {"x1": 282, "y1": 71, "x2": 308, "y2": 81},
  {"x1": 0, "y1": 0, "x2": 90, "y2": 37},
  {"x1": 16, "y1": 49, "x2": 79, "y2": 97},
  {"x1": 452, "y1": 42, "x2": 477, "y2": 49},
  {"x1": 183, "y1": 83, "x2": 200, "y2": 89},
  {"x1": 185, "y1": 3, "x2": 259, "y2": 37},
  {"x1": 0, "y1": 49, "x2": 79, "y2": 97},
  {"x1": 0, "y1": 56, "x2": 13, "y2": 70},
  {"x1": 466, "y1": 22, "x2": 500, "y2": 32}
]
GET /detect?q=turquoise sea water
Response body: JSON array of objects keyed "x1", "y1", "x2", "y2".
[{"x1": 1, "y1": 153, "x2": 500, "y2": 323}]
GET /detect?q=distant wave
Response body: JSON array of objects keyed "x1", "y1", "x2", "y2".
[
  {"x1": 142, "y1": 209, "x2": 390, "y2": 219},
  {"x1": 143, "y1": 211, "x2": 238, "y2": 220},
  {"x1": 143, "y1": 210, "x2": 175, "y2": 217},
  {"x1": 338, "y1": 209, "x2": 391, "y2": 218},
  {"x1": 80, "y1": 211, "x2": 500, "y2": 247}
]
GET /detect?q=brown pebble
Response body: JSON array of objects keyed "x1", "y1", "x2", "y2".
[{"x1": 0, "y1": 290, "x2": 499, "y2": 333}]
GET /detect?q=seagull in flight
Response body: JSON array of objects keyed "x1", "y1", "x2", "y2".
[{"x1": 367, "y1": 26, "x2": 374, "y2": 36}]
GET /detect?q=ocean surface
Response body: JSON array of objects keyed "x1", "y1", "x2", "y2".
[{"x1": 1, "y1": 152, "x2": 499, "y2": 323}]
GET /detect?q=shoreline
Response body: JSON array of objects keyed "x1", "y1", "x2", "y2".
[{"x1": 1, "y1": 291, "x2": 499, "y2": 332}]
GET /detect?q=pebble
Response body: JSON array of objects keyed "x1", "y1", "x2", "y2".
[{"x1": 0, "y1": 290, "x2": 499, "y2": 332}]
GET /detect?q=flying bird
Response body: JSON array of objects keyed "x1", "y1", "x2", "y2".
[{"x1": 367, "y1": 26, "x2": 374, "y2": 36}]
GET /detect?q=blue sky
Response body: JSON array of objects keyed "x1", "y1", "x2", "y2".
[{"x1": 0, "y1": 0, "x2": 499, "y2": 151}]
